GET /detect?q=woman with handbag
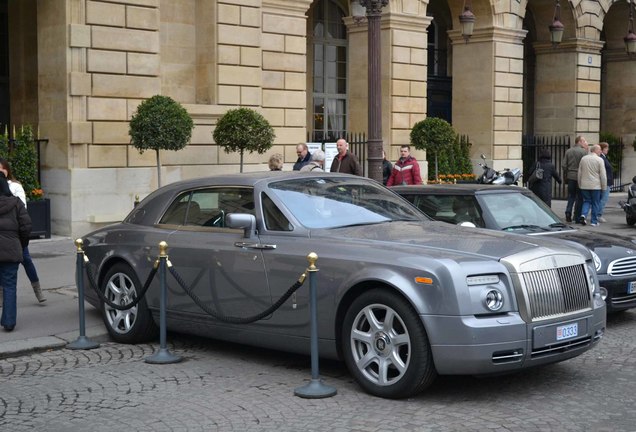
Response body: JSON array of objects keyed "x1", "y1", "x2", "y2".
[{"x1": 527, "y1": 148, "x2": 562, "y2": 207}]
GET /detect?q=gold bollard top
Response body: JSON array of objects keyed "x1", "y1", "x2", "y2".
[
  {"x1": 306, "y1": 252, "x2": 318, "y2": 272},
  {"x1": 75, "y1": 238, "x2": 84, "y2": 252},
  {"x1": 159, "y1": 241, "x2": 169, "y2": 257}
]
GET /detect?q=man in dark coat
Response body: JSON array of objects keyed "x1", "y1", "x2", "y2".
[
  {"x1": 0, "y1": 171, "x2": 31, "y2": 331},
  {"x1": 528, "y1": 148, "x2": 562, "y2": 207},
  {"x1": 330, "y1": 139, "x2": 362, "y2": 175},
  {"x1": 292, "y1": 144, "x2": 311, "y2": 171}
]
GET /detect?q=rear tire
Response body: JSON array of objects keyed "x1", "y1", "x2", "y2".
[
  {"x1": 101, "y1": 263, "x2": 158, "y2": 343},
  {"x1": 342, "y1": 289, "x2": 437, "y2": 399},
  {"x1": 627, "y1": 214, "x2": 636, "y2": 226}
]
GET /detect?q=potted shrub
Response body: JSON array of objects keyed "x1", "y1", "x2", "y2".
[
  {"x1": 213, "y1": 108, "x2": 275, "y2": 173},
  {"x1": 129, "y1": 95, "x2": 194, "y2": 187},
  {"x1": 0, "y1": 125, "x2": 49, "y2": 238}
]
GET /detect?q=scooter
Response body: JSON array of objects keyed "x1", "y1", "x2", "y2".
[
  {"x1": 477, "y1": 154, "x2": 522, "y2": 185},
  {"x1": 619, "y1": 176, "x2": 636, "y2": 226}
]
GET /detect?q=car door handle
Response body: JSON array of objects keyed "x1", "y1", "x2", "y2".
[{"x1": 234, "y1": 242, "x2": 277, "y2": 250}]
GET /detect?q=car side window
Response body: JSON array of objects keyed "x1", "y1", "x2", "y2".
[
  {"x1": 409, "y1": 195, "x2": 483, "y2": 227},
  {"x1": 261, "y1": 193, "x2": 292, "y2": 231},
  {"x1": 159, "y1": 187, "x2": 255, "y2": 228}
]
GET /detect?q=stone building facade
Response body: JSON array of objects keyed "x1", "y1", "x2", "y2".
[{"x1": 3, "y1": 0, "x2": 635, "y2": 236}]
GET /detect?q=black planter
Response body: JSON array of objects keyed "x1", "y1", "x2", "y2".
[{"x1": 27, "y1": 198, "x2": 51, "y2": 239}]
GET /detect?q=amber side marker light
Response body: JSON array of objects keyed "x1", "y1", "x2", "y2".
[{"x1": 415, "y1": 277, "x2": 433, "y2": 284}]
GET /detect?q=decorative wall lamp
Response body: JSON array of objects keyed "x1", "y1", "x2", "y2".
[
  {"x1": 549, "y1": 0, "x2": 565, "y2": 45},
  {"x1": 459, "y1": 0, "x2": 476, "y2": 42},
  {"x1": 626, "y1": 0, "x2": 636, "y2": 55}
]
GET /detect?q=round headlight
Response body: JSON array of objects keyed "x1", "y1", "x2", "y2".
[
  {"x1": 484, "y1": 289, "x2": 504, "y2": 311},
  {"x1": 591, "y1": 250, "x2": 602, "y2": 271}
]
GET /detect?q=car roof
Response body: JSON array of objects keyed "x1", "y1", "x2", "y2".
[{"x1": 390, "y1": 184, "x2": 528, "y2": 196}]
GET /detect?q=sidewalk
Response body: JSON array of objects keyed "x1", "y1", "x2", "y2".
[{"x1": 0, "y1": 236, "x2": 109, "y2": 359}]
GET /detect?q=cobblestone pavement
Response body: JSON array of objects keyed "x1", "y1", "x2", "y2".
[{"x1": 2, "y1": 310, "x2": 636, "y2": 432}]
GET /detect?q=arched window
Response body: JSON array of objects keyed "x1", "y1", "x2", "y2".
[{"x1": 309, "y1": 0, "x2": 347, "y2": 141}]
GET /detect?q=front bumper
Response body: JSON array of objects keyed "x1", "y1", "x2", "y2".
[
  {"x1": 422, "y1": 299, "x2": 606, "y2": 375},
  {"x1": 599, "y1": 274, "x2": 636, "y2": 312}
]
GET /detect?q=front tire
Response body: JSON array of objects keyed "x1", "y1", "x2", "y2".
[
  {"x1": 101, "y1": 263, "x2": 158, "y2": 343},
  {"x1": 627, "y1": 214, "x2": 636, "y2": 226},
  {"x1": 342, "y1": 289, "x2": 437, "y2": 399}
]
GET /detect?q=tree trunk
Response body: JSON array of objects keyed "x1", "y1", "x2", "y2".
[
  {"x1": 240, "y1": 150, "x2": 244, "y2": 173},
  {"x1": 156, "y1": 149, "x2": 162, "y2": 187}
]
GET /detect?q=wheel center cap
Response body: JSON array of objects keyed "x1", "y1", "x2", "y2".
[{"x1": 374, "y1": 332, "x2": 391, "y2": 355}]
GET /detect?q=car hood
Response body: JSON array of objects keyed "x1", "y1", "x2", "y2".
[
  {"x1": 318, "y1": 221, "x2": 583, "y2": 261},
  {"x1": 531, "y1": 228, "x2": 636, "y2": 264}
]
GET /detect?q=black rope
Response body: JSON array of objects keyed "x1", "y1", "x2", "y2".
[
  {"x1": 168, "y1": 263, "x2": 306, "y2": 324},
  {"x1": 84, "y1": 258, "x2": 158, "y2": 311}
]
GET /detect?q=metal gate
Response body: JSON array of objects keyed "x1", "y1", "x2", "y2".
[{"x1": 522, "y1": 135, "x2": 571, "y2": 200}]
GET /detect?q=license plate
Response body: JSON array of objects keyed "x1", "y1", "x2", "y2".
[
  {"x1": 628, "y1": 281, "x2": 636, "y2": 294},
  {"x1": 556, "y1": 323, "x2": 578, "y2": 341}
]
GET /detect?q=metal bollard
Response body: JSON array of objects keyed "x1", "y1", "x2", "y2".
[
  {"x1": 294, "y1": 252, "x2": 337, "y2": 398},
  {"x1": 145, "y1": 241, "x2": 182, "y2": 364},
  {"x1": 67, "y1": 238, "x2": 100, "y2": 350}
]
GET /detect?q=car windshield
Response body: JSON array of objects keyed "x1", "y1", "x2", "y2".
[
  {"x1": 479, "y1": 192, "x2": 563, "y2": 231},
  {"x1": 268, "y1": 177, "x2": 426, "y2": 229}
]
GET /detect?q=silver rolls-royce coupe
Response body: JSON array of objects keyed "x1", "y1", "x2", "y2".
[{"x1": 81, "y1": 172, "x2": 605, "y2": 399}]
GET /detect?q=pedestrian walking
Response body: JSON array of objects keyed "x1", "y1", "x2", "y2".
[
  {"x1": 527, "y1": 148, "x2": 562, "y2": 207},
  {"x1": 597, "y1": 142, "x2": 613, "y2": 222},
  {"x1": 0, "y1": 171, "x2": 32, "y2": 331},
  {"x1": 0, "y1": 158, "x2": 45, "y2": 302},
  {"x1": 386, "y1": 145, "x2": 422, "y2": 186},
  {"x1": 562, "y1": 136, "x2": 588, "y2": 222},
  {"x1": 577, "y1": 144, "x2": 606, "y2": 226}
]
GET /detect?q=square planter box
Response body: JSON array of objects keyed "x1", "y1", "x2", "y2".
[{"x1": 27, "y1": 198, "x2": 51, "y2": 239}]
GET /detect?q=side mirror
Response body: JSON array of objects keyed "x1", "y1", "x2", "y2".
[
  {"x1": 226, "y1": 213, "x2": 257, "y2": 238},
  {"x1": 480, "y1": 154, "x2": 486, "y2": 160}
]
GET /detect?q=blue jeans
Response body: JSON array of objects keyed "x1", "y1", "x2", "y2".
[
  {"x1": 21, "y1": 246, "x2": 39, "y2": 283},
  {"x1": 598, "y1": 188, "x2": 610, "y2": 217},
  {"x1": 580, "y1": 189, "x2": 601, "y2": 224},
  {"x1": 0, "y1": 262, "x2": 19, "y2": 328}
]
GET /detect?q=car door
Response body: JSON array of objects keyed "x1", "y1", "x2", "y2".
[{"x1": 160, "y1": 187, "x2": 273, "y2": 322}]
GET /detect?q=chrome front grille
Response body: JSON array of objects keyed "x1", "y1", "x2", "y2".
[
  {"x1": 522, "y1": 264, "x2": 591, "y2": 320},
  {"x1": 608, "y1": 256, "x2": 636, "y2": 277}
]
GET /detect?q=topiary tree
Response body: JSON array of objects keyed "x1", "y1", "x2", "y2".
[
  {"x1": 213, "y1": 108, "x2": 275, "y2": 173},
  {"x1": 410, "y1": 117, "x2": 456, "y2": 181},
  {"x1": 129, "y1": 95, "x2": 194, "y2": 187},
  {"x1": 8, "y1": 125, "x2": 40, "y2": 200}
]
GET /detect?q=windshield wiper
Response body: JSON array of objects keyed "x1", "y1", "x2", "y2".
[{"x1": 502, "y1": 224, "x2": 548, "y2": 231}]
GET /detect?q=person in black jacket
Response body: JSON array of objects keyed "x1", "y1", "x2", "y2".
[
  {"x1": 0, "y1": 171, "x2": 32, "y2": 331},
  {"x1": 527, "y1": 148, "x2": 562, "y2": 207},
  {"x1": 292, "y1": 144, "x2": 311, "y2": 171},
  {"x1": 382, "y1": 150, "x2": 392, "y2": 186}
]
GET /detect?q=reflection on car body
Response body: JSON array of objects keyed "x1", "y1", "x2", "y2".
[
  {"x1": 393, "y1": 183, "x2": 636, "y2": 313},
  {"x1": 82, "y1": 173, "x2": 605, "y2": 399}
]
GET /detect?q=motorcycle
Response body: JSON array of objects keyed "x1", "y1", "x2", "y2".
[
  {"x1": 619, "y1": 176, "x2": 636, "y2": 226},
  {"x1": 477, "y1": 154, "x2": 522, "y2": 185}
]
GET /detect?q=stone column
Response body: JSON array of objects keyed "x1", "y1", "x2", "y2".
[
  {"x1": 533, "y1": 40, "x2": 604, "y2": 144},
  {"x1": 450, "y1": 27, "x2": 526, "y2": 172}
]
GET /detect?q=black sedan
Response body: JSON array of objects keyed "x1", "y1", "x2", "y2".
[{"x1": 392, "y1": 184, "x2": 636, "y2": 313}]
